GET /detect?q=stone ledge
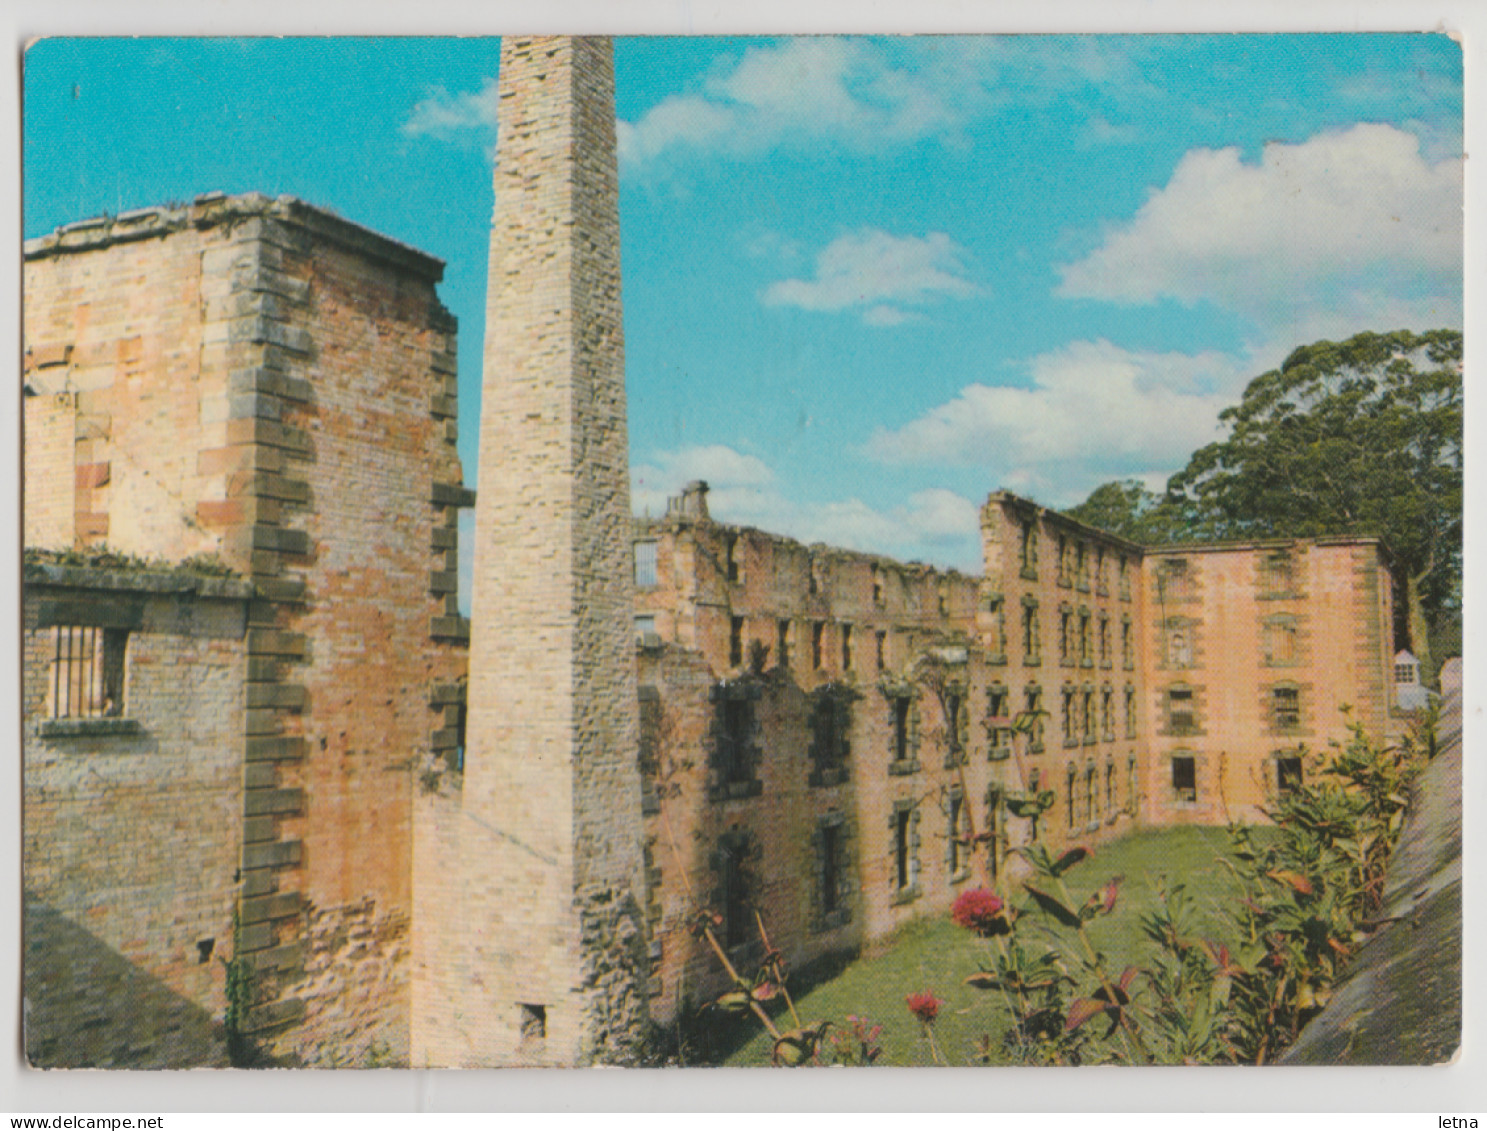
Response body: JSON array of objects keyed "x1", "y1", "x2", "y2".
[
  {"x1": 431, "y1": 482, "x2": 477, "y2": 508},
  {"x1": 430, "y1": 616, "x2": 470, "y2": 641},
  {"x1": 24, "y1": 561, "x2": 253, "y2": 600},
  {"x1": 39, "y1": 717, "x2": 142, "y2": 739},
  {"x1": 241, "y1": 997, "x2": 306, "y2": 1034}
]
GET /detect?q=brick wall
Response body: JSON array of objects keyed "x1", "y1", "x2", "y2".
[{"x1": 22, "y1": 565, "x2": 252, "y2": 1067}]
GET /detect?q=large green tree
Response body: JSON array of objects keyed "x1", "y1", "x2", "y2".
[{"x1": 1071, "y1": 329, "x2": 1462, "y2": 679}]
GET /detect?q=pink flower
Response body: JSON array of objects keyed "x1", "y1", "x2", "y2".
[
  {"x1": 905, "y1": 990, "x2": 942, "y2": 1025},
  {"x1": 952, "y1": 887, "x2": 1010, "y2": 936}
]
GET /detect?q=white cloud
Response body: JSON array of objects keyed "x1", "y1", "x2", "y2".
[
  {"x1": 631, "y1": 445, "x2": 982, "y2": 570},
  {"x1": 1057, "y1": 124, "x2": 1463, "y2": 332},
  {"x1": 402, "y1": 78, "x2": 501, "y2": 141},
  {"x1": 618, "y1": 39, "x2": 958, "y2": 170},
  {"x1": 762, "y1": 229, "x2": 977, "y2": 324},
  {"x1": 870, "y1": 339, "x2": 1245, "y2": 503}
]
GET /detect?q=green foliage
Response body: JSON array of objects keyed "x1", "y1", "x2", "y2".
[
  {"x1": 1062, "y1": 479, "x2": 1195, "y2": 544},
  {"x1": 1168, "y1": 329, "x2": 1462, "y2": 668},
  {"x1": 1068, "y1": 329, "x2": 1462, "y2": 675},
  {"x1": 222, "y1": 913, "x2": 256, "y2": 1067},
  {"x1": 25, "y1": 544, "x2": 239, "y2": 579}
]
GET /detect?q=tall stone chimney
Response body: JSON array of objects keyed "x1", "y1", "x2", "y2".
[{"x1": 446, "y1": 35, "x2": 648, "y2": 1066}]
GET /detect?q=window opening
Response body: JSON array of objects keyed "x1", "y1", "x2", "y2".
[
  {"x1": 1272, "y1": 686, "x2": 1300, "y2": 730},
  {"x1": 49, "y1": 626, "x2": 128, "y2": 719},
  {"x1": 1168, "y1": 687, "x2": 1195, "y2": 734},
  {"x1": 812, "y1": 622, "x2": 824, "y2": 670},
  {"x1": 841, "y1": 624, "x2": 853, "y2": 671},
  {"x1": 821, "y1": 824, "x2": 841, "y2": 913},
  {"x1": 1277, "y1": 756, "x2": 1303, "y2": 794},
  {"x1": 633, "y1": 541, "x2": 658, "y2": 588},
  {"x1": 729, "y1": 615, "x2": 744, "y2": 667},
  {"x1": 725, "y1": 534, "x2": 740, "y2": 582},
  {"x1": 1172, "y1": 756, "x2": 1197, "y2": 803},
  {"x1": 894, "y1": 809, "x2": 912, "y2": 890}
]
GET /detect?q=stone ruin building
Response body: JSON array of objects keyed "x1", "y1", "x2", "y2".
[{"x1": 19, "y1": 36, "x2": 1410, "y2": 1067}]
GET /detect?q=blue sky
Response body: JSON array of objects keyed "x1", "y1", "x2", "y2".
[{"x1": 24, "y1": 35, "x2": 1463, "y2": 580}]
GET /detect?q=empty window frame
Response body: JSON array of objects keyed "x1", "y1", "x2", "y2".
[
  {"x1": 893, "y1": 805, "x2": 917, "y2": 891},
  {"x1": 1272, "y1": 686, "x2": 1301, "y2": 731},
  {"x1": 48, "y1": 626, "x2": 128, "y2": 719},
  {"x1": 1078, "y1": 610, "x2": 1092, "y2": 666},
  {"x1": 1167, "y1": 686, "x2": 1196, "y2": 734},
  {"x1": 1263, "y1": 552, "x2": 1295, "y2": 595},
  {"x1": 841, "y1": 624, "x2": 853, "y2": 671},
  {"x1": 1101, "y1": 687, "x2": 1114, "y2": 740},
  {"x1": 812, "y1": 622, "x2": 825, "y2": 670},
  {"x1": 875, "y1": 630, "x2": 887, "y2": 671},
  {"x1": 1263, "y1": 617, "x2": 1298, "y2": 665},
  {"x1": 1066, "y1": 765, "x2": 1078, "y2": 830},
  {"x1": 719, "y1": 697, "x2": 754, "y2": 784},
  {"x1": 1022, "y1": 598, "x2": 1041, "y2": 665},
  {"x1": 1276, "y1": 755, "x2": 1303, "y2": 794},
  {"x1": 1098, "y1": 613, "x2": 1111, "y2": 667},
  {"x1": 947, "y1": 792, "x2": 965, "y2": 877},
  {"x1": 1061, "y1": 687, "x2": 1077, "y2": 746},
  {"x1": 987, "y1": 684, "x2": 1011, "y2": 753},
  {"x1": 1124, "y1": 685, "x2": 1137, "y2": 739},
  {"x1": 1166, "y1": 623, "x2": 1193, "y2": 669},
  {"x1": 1171, "y1": 755, "x2": 1197, "y2": 803},
  {"x1": 633, "y1": 540, "x2": 658, "y2": 589},
  {"x1": 721, "y1": 840, "x2": 752, "y2": 948},
  {"x1": 1020, "y1": 520, "x2": 1038, "y2": 577},
  {"x1": 725, "y1": 533, "x2": 740, "y2": 583},
  {"x1": 729, "y1": 615, "x2": 745, "y2": 667},
  {"x1": 777, "y1": 619, "x2": 791, "y2": 668},
  {"x1": 1159, "y1": 558, "x2": 1193, "y2": 602},
  {"x1": 1024, "y1": 685, "x2": 1045, "y2": 752},
  {"x1": 891, "y1": 695, "x2": 914, "y2": 766},
  {"x1": 1081, "y1": 688, "x2": 1095, "y2": 743},
  {"x1": 820, "y1": 822, "x2": 842, "y2": 914}
]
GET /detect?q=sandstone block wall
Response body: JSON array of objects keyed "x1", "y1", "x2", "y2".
[
  {"x1": 980, "y1": 493, "x2": 1148, "y2": 852},
  {"x1": 1139, "y1": 537, "x2": 1394, "y2": 826},
  {"x1": 24, "y1": 195, "x2": 470, "y2": 1066},
  {"x1": 22, "y1": 564, "x2": 253, "y2": 1067},
  {"x1": 634, "y1": 502, "x2": 1049, "y2": 1018}
]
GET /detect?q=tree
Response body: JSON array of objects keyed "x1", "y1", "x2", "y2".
[
  {"x1": 1062, "y1": 479, "x2": 1196, "y2": 545},
  {"x1": 1165, "y1": 329, "x2": 1461, "y2": 680}
]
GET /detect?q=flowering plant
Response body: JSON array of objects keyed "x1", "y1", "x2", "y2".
[
  {"x1": 905, "y1": 990, "x2": 941, "y2": 1025},
  {"x1": 952, "y1": 887, "x2": 1011, "y2": 936}
]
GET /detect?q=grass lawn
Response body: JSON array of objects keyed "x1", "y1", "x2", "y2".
[{"x1": 717, "y1": 824, "x2": 1269, "y2": 1066}]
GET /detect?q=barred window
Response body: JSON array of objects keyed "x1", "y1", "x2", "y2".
[
  {"x1": 49, "y1": 626, "x2": 128, "y2": 719},
  {"x1": 633, "y1": 541, "x2": 658, "y2": 589}
]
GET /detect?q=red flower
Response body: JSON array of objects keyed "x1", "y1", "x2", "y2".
[
  {"x1": 952, "y1": 887, "x2": 1009, "y2": 936},
  {"x1": 905, "y1": 990, "x2": 942, "y2": 1025}
]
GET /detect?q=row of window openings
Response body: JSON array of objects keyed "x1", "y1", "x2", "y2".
[
  {"x1": 1158, "y1": 555, "x2": 1296, "y2": 604},
  {"x1": 47, "y1": 626, "x2": 129, "y2": 719},
  {"x1": 636, "y1": 538, "x2": 956, "y2": 617},
  {"x1": 1053, "y1": 608, "x2": 1132, "y2": 668},
  {"x1": 1167, "y1": 754, "x2": 1302, "y2": 805},
  {"x1": 725, "y1": 616, "x2": 887, "y2": 673},
  {"x1": 1162, "y1": 621, "x2": 1299, "y2": 669},
  {"x1": 1019, "y1": 523, "x2": 1133, "y2": 599},
  {"x1": 1164, "y1": 686, "x2": 1300, "y2": 734},
  {"x1": 1060, "y1": 687, "x2": 1139, "y2": 745},
  {"x1": 1064, "y1": 761, "x2": 1139, "y2": 830}
]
